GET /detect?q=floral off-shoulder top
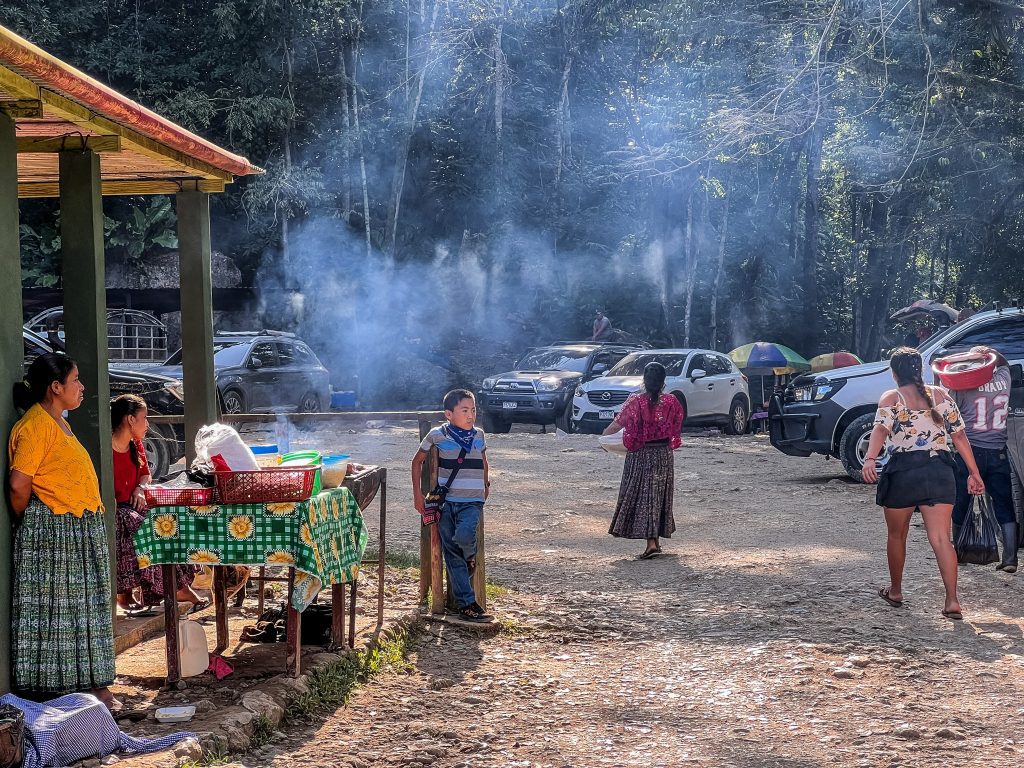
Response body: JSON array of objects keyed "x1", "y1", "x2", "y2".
[{"x1": 873, "y1": 387, "x2": 965, "y2": 453}]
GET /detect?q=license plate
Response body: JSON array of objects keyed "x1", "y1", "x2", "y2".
[
  {"x1": 600, "y1": 410, "x2": 615, "y2": 420},
  {"x1": 502, "y1": 401, "x2": 518, "y2": 410}
]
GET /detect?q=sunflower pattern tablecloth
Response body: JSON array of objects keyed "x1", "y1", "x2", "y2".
[{"x1": 133, "y1": 487, "x2": 367, "y2": 611}]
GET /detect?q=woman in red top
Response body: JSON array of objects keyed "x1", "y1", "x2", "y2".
[
  {"x1": 603, "y1": 362, "x2": 684, "y2": 559},
  {"x1": 112, "y1": 395, "x2": 204, "y2": 614}
]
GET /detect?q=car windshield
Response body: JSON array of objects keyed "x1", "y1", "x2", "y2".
[
  {"x1": 516, "y1": 348, "x2": 591, "y2": 373},
  {"x1": 610, "y1": 353, "x2": 687, "y2": 377},
  {"x1": 164, "y1": 342, "x2": 248, "y2": 366}
]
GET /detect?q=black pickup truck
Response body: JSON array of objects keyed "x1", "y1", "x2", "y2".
[{"x1": 477, "y1": 342, "x2": 643, "y2": 433}]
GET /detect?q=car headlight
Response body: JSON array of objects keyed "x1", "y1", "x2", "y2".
[
  {"x1": 164, "y1": 380, "x2": 185, "y2": 401},
  {"x1": 792, "y1": 378, "x2": 845, "y2": 402},
  {"x1": 482, "y1": 378, "x2": 496, "y2": 390},
  {"x1": 535, "y1": 377, "x2": 562, "y2": 392},
  {"x1": 574, "y1": 385, "x2": 584, "y2": 398}
]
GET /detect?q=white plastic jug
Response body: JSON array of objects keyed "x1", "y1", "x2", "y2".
[{"x1": 177, "y1": 619, "x2": 210, "y2": 678}]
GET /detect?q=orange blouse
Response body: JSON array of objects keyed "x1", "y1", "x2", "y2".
[{"x1": 8, "y1": 404, "x2": 104, "y2": 516}]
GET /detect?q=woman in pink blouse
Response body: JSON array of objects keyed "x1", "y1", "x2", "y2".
[{"x1": 603, "y1": 362, "x2": 684, "y2": 558}]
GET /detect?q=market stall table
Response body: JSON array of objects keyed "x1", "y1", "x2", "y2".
[{"x1": 134, "y1": 486, "x2": 367, "y2": 682}]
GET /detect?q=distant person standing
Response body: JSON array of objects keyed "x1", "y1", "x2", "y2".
[
  {"x1": 604, "y1": 362, "x2": 684, "y2": 559},
  {"x1": 951, "y1": 346, "x2": 1017, "y2": 573},
  {"x1": 592, "y1": 310, "x2": 612, "y2": 342}
]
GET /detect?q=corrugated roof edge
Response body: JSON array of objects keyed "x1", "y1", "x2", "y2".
[{"x1": 0, "y1": 24, "x2": 261, "y2": 178}]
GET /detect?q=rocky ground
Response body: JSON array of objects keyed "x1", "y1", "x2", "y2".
[{"x1": 218, "y1": 425, "x2": 1024, "y2": 768}]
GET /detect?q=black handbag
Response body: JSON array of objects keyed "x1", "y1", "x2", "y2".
[
  {"x1": 955, "y1": 494, "x2": 1000, "y2": 565},
  {"x1": 0, "y1": 703, "x2": 25, "y2": 768},
  {"x1": 421, "y1": 445, "x2": 467, "y2": 526}
]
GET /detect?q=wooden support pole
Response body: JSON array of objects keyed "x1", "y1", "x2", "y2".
[
  {"x1": 332, "y1": 583, "x2": 346, "y2": 649},
  {"x1": 176, "y1": 191, "x2": 217, "y2": 463},
  {"x1": 473, "y1": 508, "x2": 487, "y2": 612},
  {"x1": 286, "y1": 569, "x2": 301, "y2": 677},
  {"x1": 377, "y1": 470, "x2": 386, "y2": 627},
  {"x1": 59, "y1": 149, "x2": 116, "y2": 606},
  {"x1": 418, "y1": 420, "x2": 432, "y2": 602},
  {"x1": 212, "y1": 565, "x2": 229, "y2": 654},
  {"x1": 162, "y1": 565, "x2": 180, "y2": 684},
  {"x1": 0, "y1": 113, "x2": 23, "y2": 692}
]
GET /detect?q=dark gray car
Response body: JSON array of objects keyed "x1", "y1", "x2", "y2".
[{"x1": 151, "y1": 331, "x2": 331, "y2": 414}]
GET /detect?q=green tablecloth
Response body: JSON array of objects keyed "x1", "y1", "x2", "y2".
[{"x1": 133, "y1": 487, "x2": 367, "y2": 611}]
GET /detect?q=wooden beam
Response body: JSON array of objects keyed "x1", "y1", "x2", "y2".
[
  {"x1": 17, "y1": 178, "x2": 227, "y2": 199},
  {"x1": 59, "y1": 149, "x2": 116, "y2": 604},
  {"x1": 177, "y1": 190, "x2": 218, "y2": 463},
  {"x1": 0, "y1": 112, "x2": 23, "y2": 693},
  {"x1": 16, "y1": 135, "x2": 121, "y2": 153},
  {"x1": 0, "y1": 65, "x2": 41, "y2": 101},
  {"x1": 0, "y1": 99, "x2": 42, "y2": 118}
]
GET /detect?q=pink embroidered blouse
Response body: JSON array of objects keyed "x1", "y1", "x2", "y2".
[{"x1": 617, "y1": 392, "x2": 684, "y2": 452}]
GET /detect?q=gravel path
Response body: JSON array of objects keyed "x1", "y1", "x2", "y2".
[{"x1": 245, "y1": 426, "x2": 1023, "y2": 768}]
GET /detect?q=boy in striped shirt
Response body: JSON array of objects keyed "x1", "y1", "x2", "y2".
[{"x1": 412, "y1": 389, "x2": 492, "y2": 622}]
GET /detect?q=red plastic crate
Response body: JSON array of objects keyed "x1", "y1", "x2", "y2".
[
  {"x1": 144, "y1": 485, "x2": 218, "y2": 507},
  {"x1": 214, "y1": 467, "x2": 318, "y2": 505}
]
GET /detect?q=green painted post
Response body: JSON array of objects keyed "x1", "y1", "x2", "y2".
[
  {"x1": 59, "y1": 150, "x2": 116, "y2": 568},
  {"x1": 0, "y1": 113, "x2": 24, "y2": 692},
  {"x1": 176, "y1": 190, "x2": 217, "y2": 462}
]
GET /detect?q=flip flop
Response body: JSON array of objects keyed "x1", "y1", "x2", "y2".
[
  {"x1": 877, "y1": 587, "x2": 903, "y2": 608},
  {"x1": 187, "y1": 598, "x2": 212, "y2": 615},
  {"x1": 124, "y1": 607, "x2": 157, "y2": 618},
  {"x1": 637, "y1": 548, "x2": 662, "y2": 560},
  {"x1": 941, "y1": 609, "x2": 963, "y2": 621}
]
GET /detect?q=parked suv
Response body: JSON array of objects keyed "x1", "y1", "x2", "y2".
[
  {"x1": 23, "y1": 327, "x2": 186, "y2": 479},
  {"x1": 571, "y1": 349, "x2": 751, "y2": 434},
  {"x1": 478, "y1": 342, "x2": 643, "y2": 432},
  {"x1": 151, "y1": 331, "x2": 331, "y2": 415},
  {"x1": 769, "y1": 308, "x2": 1024, "y2": 480}
]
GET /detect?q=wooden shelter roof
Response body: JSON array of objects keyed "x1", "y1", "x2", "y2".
[{"x1": 0, "y1": 24, "x2": 260, "y2": 198}]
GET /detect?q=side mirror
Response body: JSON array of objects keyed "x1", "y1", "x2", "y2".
[
  {"x1": 592, "y1": 363, "x2": 609, "y2": 375},
  {"x1": 249, "y1": 357, "x2": 263, "y2": 370},
  {"x1": 690, "y1": 369, "x2": 707, "y2": 381}
]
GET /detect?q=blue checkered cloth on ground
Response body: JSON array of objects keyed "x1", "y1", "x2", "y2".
[{"x1": 0, "y1": 693, "x2": 193, "y2": 768}]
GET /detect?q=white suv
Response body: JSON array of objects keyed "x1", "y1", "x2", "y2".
[
  {"x1": 571, "y1": 349, "x2": 751, "y2": 434},
  {"x1": 769, "y1": 308, "x2": 1024, "y2": 480}
]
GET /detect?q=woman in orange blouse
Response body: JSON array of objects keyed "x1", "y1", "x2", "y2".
[{"x1": 8, "y1": 354, "x2": 117, "y2": 710}]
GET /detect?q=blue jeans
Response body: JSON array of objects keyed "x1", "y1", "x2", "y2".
[
  {"x1": 438, "y1": 501, "x2": 481, "y2": 609},
  {"x1": 953, "y1": 447, "x2": 1015, "y2": 527}
]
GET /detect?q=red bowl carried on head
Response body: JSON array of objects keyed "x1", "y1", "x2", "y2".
[{"x1": 931, "y1": 352, "x2": 997, "y2": 391}]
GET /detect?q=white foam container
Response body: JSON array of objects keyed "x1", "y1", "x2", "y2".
[{"x1": 155, "y1": 705, "x2": 196, "y2": 723}]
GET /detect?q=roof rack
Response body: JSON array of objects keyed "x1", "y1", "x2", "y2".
[
  {"x1": 214, "y1": 329, "x2": 297, "y2": 338},
  {"x1": 548, "y1": 339, "x2": 643, "y2": 347}
]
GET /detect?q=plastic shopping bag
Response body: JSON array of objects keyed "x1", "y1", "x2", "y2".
[
  {"x1": 598, "y1": 431, "x2": 628, "y2": 455},
  {"x1": 954, "y1": 494, "x2": 1000, "y2": 565}
]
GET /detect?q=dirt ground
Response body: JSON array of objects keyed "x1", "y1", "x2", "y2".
[{"x1": 189, "y1": 423, "x2": 1022, "y2": 768}]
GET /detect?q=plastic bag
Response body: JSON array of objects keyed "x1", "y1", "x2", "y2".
[
  {"x1": 192, "y1": 424, "x2": 259, "y2": 473},
  {"x1": 955, "y1": 494, "x2": 1000, "y2": 565},
  {"x1": 598, "y1": 431, "x2": 628, "y2": 455}
]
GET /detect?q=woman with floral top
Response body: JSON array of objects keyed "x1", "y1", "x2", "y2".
[
  {"x1": 604, "y1": 362, "x2": 684, "y2": 559},
  {"x1": 862, "y1": 348, "x2": 985, "y2": 620}
]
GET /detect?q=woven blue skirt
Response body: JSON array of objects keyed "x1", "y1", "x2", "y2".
[{"x1": 13, "y1": 498, "x2": 115, "y2": 693}]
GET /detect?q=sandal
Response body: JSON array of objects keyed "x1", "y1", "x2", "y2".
[
  {"x1": 637, "y1": 547, "x2": 662, "y2": 560},
  {"x1": 941, "y1": 609, "x2": 963, "y2": 621},
  {"x1": 187, "y1": 598, "x2": 212, "y2": 615},
  {"x1": 877, "y1": 587, "x2": 903, "y2": 608}
]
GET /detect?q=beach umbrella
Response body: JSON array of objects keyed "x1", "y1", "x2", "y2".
[
  {"x1": 728, "y1": 342, "x2": 811, "y2": 376},
  {"x1": 810, "y1": 351, "x2": 864, "y2": 373}
]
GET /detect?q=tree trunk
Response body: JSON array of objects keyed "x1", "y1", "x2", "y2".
[
  {"x1": 383, "y1": 0, "x2": 441, "y2": 257},
  {"x1": 281, "y1": 28, "x2": 296, "y2": 272},
  {"x1": 337, "y1": 28, "x2": 353, "y2": 224},
  {"x1": 493, "y1": 3, "x2": 507, "y2": 215},
  {"x1": 709, "y1": 185, "x2": 730, "y2": 351},
  {"x1": 350, "y1": 7, "x2": 372, "y2": 258},
  {"x1": 800, "y1": 123, "x2": 824, "y2": 354},
  {"x1": 682, "y1": 191, "x2": 700, "y2": 348}
]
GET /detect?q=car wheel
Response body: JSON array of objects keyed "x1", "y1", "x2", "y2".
[
  {"x1": 723, "y1": 397, "x2": 749, "y2": 435},
  {"x1": 222, "y1": 388, "x2": 246, "y2": 415},
  {"x1": 299, "y1": 392, "x2": 321, "y2": 412},
  {"x1": 481, "y1": 412, "x2": 512, "y2": 434},
  {"x1": 554, "y1": 405, "x2": 576, "y2": 433},
  {"x1": 839, "y1": 413, "x2": 876, "y2": 482},
  {"x1": 143, "y1": 425, "x2": 171, "y2": 481}
]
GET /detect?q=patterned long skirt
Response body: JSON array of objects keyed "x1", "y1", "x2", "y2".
[
  {"x1": 608, "y1": 442, "x2": 676, "y2": 540},
  {"x1": 116, "y1": 502, "x2": 197, "y2": 604},
  {"x1": 13, "y1": 498, "x2": 115, "y2": 692}
]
